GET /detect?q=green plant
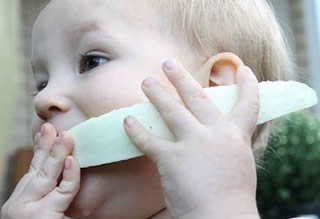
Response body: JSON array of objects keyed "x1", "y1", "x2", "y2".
[{"x1": 257, "y1": 111, "x2": 320, "y2": 219}]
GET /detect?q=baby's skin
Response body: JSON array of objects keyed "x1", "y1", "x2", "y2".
[
  {"x1": 2, "y1": 0, "x2": 260, "y2": 218},
  {"x1": 124, "y1": 62, "x2": 260, "y2": 219},
  {"x1": 1, "y1": 61, "x2": 260, "y2": 219}
]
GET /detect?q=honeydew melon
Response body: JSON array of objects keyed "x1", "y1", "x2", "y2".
[{"x1": 67, "y1": 81, "x2": 318, "y2": 168}]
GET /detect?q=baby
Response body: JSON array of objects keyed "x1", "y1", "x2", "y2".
[{"x1": 2, "y1": 0, "x2": 292, "y2": 218}]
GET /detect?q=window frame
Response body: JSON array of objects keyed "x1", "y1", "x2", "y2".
[{"x1": 303, "y1": 0, "x2": 320, "y2": 115}]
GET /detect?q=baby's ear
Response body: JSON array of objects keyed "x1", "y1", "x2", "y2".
[{"x1": 197, "y1": 53, "x2": 244, "y2": 87}]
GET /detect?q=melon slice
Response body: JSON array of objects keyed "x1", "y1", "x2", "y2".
[{"x1": 67, "y1": 81, "x2": 318, "y2": 168}]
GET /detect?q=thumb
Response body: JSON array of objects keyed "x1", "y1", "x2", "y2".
[{"x1": 123, "y1": 116, "x2": 172, "y2": 162}]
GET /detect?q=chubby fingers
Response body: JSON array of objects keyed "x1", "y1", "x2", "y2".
[
  {"x1": 22, "y1": 130, "x2": 74, "y2": 202},
  {"x1": 230, "y1": 66, "x2": 260, "y2": 136},
  {"x1": 30, "y1": 123, "x2": 57, "y2": 172},
  {"x1": 42, "y1": 156, "x2": 80, "y2": 213},
  {"x1": 124, "y1": 116, "x2": 174, "y2": 162},
  {"x1": 162, "y1": 59, "x2": 222, "y2": 125},
  {"x1": 8, "y1": 123, "x2": 57, "y2": 202},
  {"x1": 141, "y1": 76, "x2": 201, "y2": 140}
]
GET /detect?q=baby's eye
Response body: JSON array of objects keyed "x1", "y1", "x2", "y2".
[
  {"x1": 79, "y1": 54, "x2": 109, "y2": 74},
  {"x1": 31, "y1": 81, "x2": 48, "y2": 96},
  {"x1": 37, "y1": 81, "x2": 48, "y2": 91}
]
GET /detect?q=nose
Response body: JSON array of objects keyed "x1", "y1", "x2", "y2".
[{"x1": 34, "y1": 85, "x2": 71, "y2": 121}]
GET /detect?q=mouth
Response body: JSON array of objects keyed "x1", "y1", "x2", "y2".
[{"x1": 50, "y1": 120, "x2": 85, "y2": 136}]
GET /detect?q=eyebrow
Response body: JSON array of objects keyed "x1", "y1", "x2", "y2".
[{"x1": 70, "y1": 20, "x2": 102, "y2": 43}]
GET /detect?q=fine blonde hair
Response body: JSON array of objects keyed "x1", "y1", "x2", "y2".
[{"x1": 156, "y1": 0, "x2": 294, "y2": 159}]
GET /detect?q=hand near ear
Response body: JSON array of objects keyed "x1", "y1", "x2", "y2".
[
  {"x1": 197, "y1": 52, "x2": 245, "y2": 87},
  {"x1": 124, "y1": 54, "x2": 260, "y2": 219}
]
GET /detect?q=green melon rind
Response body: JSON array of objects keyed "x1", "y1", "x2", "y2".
[{"x1": 67, "y1": 81, "x2": 318, "y2": 168}]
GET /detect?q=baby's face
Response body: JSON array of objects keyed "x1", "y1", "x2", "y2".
[{"x1": 31, "y1": 0, "x2": 196, "y2": 218}]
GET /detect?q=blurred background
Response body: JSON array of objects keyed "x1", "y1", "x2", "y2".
[{"x1": 0, "y1": 0, "x2": 320, "y2": 218}]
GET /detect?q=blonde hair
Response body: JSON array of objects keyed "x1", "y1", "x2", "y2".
[{"x1": 155, "y1": 0, "x2": 294, "y2": 159}]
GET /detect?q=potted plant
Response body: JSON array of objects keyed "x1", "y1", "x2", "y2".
[{"x1": 257, "y1": 111, "x2": 320, "y2": 219}]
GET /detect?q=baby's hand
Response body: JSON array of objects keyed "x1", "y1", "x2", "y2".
[
  {"x1": 1, "y1": 124, "x2": 80, "y2": 219},
  {"x1": 124, "y1": 60, "x2": 260, "y2": 219}
]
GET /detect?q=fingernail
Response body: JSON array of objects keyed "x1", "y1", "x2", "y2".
[
  {"x1": 164, "y1": 59, "x2": 177, "y2": 71},
  {"x1": 55, "y1": 132, "x2": 64, "y2": 145},
  {"x1": 124, "y1": 116, "x2": 135, "y2": 128},
  {"x1": 65, "y1": 157, "x2": 72, "y2": 169},
  {"x1": 41, "y1": 124, "x2": 46, "y2": 136},
  {"x1": 143, "y1": 77, "x2": 155, "y2": 88}
]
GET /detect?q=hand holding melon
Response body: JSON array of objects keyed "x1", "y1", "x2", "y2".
[
  {"x1": 67, "y1": 58, "x2": 317, "y2": 218},
  {"x1": 121, "y1": 60, "x2": 261, "y2": 218}
]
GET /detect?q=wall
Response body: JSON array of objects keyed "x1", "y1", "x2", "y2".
[
  {"x1": 270, "y1": 0, "x2": 310, "y2": 83},
  {"x1": 0, "y1": 0, "x2": 21, "y2": 204},
  {"x1": 0, "y1": 0, "x2": 49, "y2": 204},
  {"x1": 303, "y1": 0, "x2": 320, "y2": 115},
  {"x1": 7, "y1": 0, "x2": 47, "y2": 155}
]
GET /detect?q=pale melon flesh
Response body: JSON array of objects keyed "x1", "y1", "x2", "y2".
[{"x1": 67, "y1": 81, "x2": 318, "y2": 168}]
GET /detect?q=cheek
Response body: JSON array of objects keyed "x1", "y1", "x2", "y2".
[{"x1": 74, "y1": 67, "x2": 150, "y2": 117}]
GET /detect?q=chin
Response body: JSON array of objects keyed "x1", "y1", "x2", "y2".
[
  {"x1": 65, "y1": 167, "x2": 109, "y2": 219},
  {"x1": 65, "y1": 157, "x2": 165, "y2": 219}
]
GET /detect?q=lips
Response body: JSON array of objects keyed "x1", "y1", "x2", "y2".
[{"x1": 48, "y1": 118, "x2": 87, "y2": 136}]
